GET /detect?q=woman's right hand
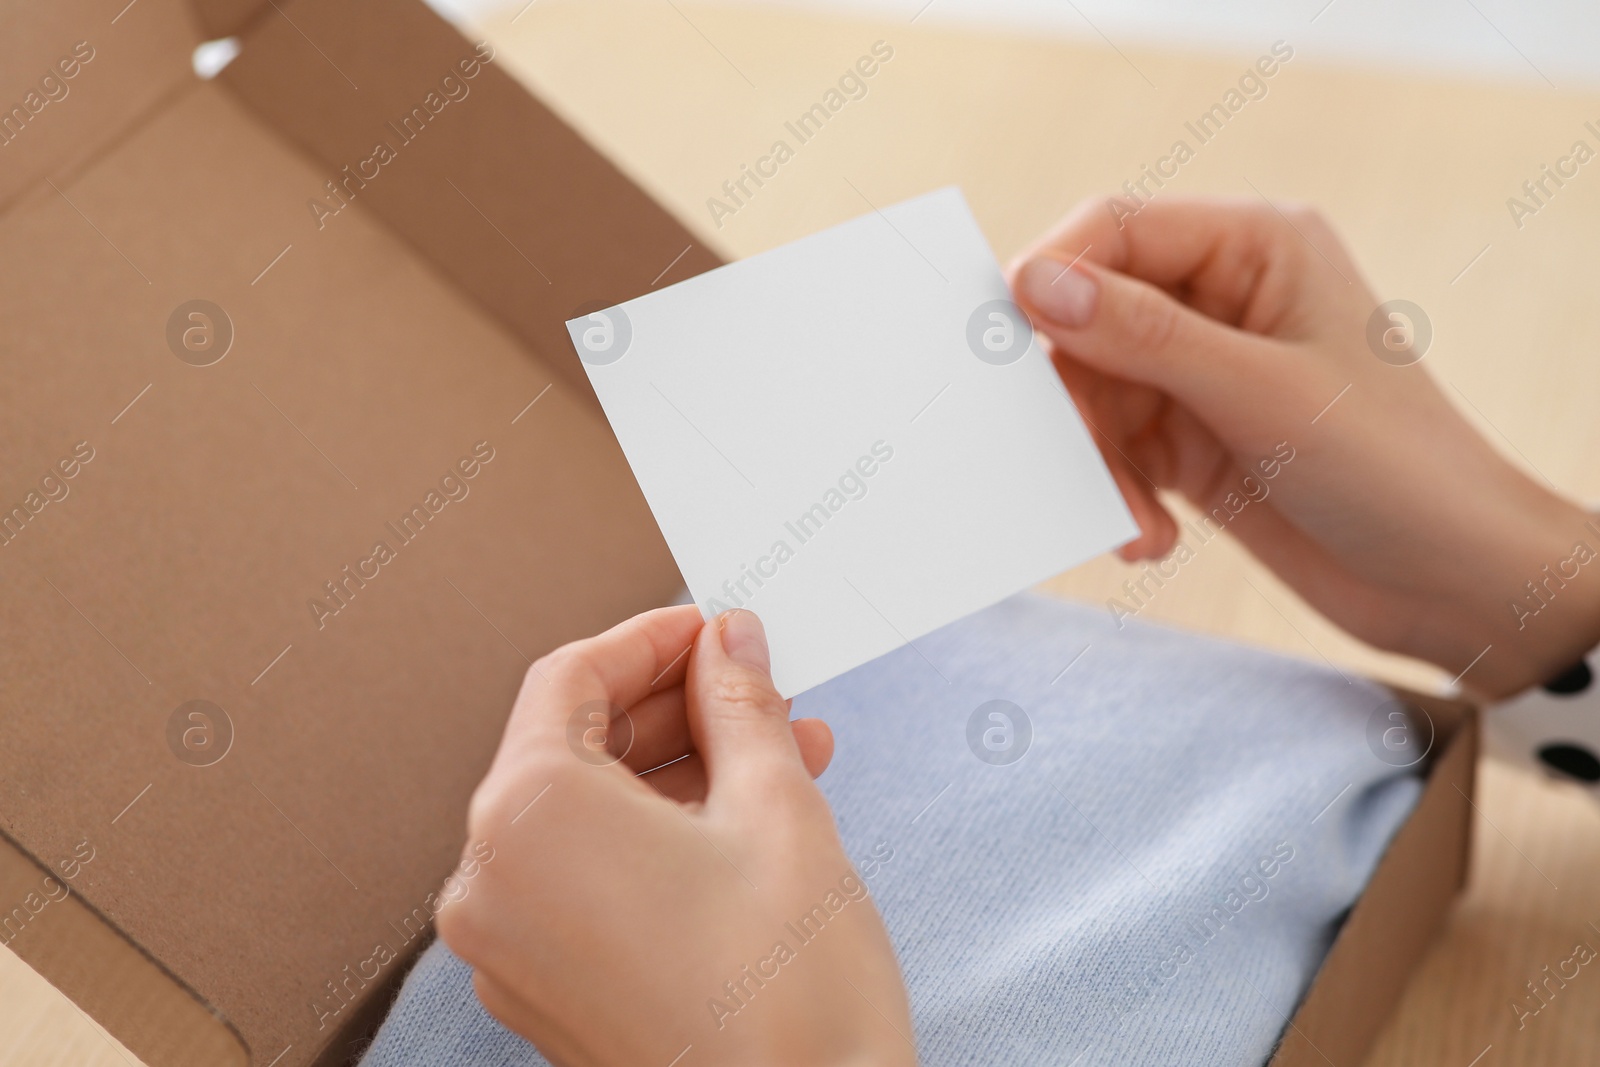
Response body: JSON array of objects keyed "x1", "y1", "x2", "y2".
[
  {"x1": 437, "y1": 607, "x2": 915, "y2": 1067},
  {"x1": 1008, "y1": 196, "x2": 1600, "y2": 700}
]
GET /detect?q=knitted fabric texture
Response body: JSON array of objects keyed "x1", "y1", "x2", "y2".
[{"x1": 360, "y1": 593, "x2": 1421, "y2": 1066}]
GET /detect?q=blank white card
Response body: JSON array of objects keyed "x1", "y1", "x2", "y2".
[{"x1": 568, "y1": 187, "x2": 1136, "y2": 696}]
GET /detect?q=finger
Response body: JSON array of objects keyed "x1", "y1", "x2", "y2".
[
  {"x1": 1008, "y1": 195, "x2": 1356, "y2": 306},
  {"x1": 639, "y1": 752, "x2": 707, "y2": 804},
  {"x1": 686, "y1": 610, "x2": 814, "y2": 805},
  {"x1": 628, "y1": 688, "x2": 833, "y2": 778},
  {"x1": 1043, "y1": 351, "x2": 1176, "y2": 560},
  {"x1": 1014, "y1": 256, "x2": 1297, "y2": 433},
  {"x1": 543, "y1": 605, "x2": 702, "y2": 707},
  {"x1": 493, "y1": 606, "x2": 703, "y2": 764},
  {"x1": 1106, "y1": 458, "x2": 1178, "y2": 561},
  {"x1": 791, "y1": 718, "x2": 834, "y2": 778},
  {"x1": 620, "y1": 687, "x2": 690, "y2": 773},
  {"x1": 639, "y1": 713, "x2": 832, "y2": 804}
]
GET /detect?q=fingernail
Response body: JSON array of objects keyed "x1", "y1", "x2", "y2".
[
  {"x1": 1020, "y1": 257, "x2": 1098, "y2": 329},
  {"x1": 718, "y1": 610, "x2": 771, "y2": 672}
]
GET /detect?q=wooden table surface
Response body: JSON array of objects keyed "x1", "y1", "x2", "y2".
[{"x1": 6, "y1": 1, "x2": 1599, "y2": 1062}]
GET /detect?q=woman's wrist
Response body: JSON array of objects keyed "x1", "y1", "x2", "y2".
[{"x1": 1441, "y1": 489, "x2": 1600, "y2": 700}]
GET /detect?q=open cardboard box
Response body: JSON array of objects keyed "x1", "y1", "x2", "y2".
[{"x1": 0, "y1": 1, "x2": 1477, "y2": 1064}]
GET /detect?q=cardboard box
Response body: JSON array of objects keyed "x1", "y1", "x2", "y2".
[
  {"x1": 1, "y1": 0, "x2": 709, "y2": 1063},
  {"x1": 0, "y1": 1, "x2": 1477, "y2": 1064}
]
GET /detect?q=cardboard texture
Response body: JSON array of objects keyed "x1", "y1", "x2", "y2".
[
  {"x1": 0, "y1": 2, "x2": 1475, "y2": 1066},
  {"x1": 1, "y1": 0, "x2": 709, "y2": 1063}
]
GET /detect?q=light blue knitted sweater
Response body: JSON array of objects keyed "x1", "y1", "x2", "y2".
[{"x1": 359, "y1": 593, "x2": 1421, "y2": 1066}]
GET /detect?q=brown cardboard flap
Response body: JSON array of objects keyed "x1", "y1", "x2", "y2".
[
  {"x1": 1270, "y1": 695, "x2": 1478, "y2": 1066},
  {"x1": 0, "y1": 1, "x2": 700, "y2": 1063},
  {"x1": 0, "y1": 833, "x2": 248, "y2": 1065},
  {"x1": 0, "y1": 0, "x2": 198, "y2": 208},
  {"x1": 191, "y1": 0, "x2": 267, "y2": 40},
  {"x1": 215, "y1": 0, "x2": 721, "y2": 411}
]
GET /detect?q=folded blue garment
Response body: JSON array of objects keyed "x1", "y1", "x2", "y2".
[{"x1": 359, "y1": 593, "x2": 1421, "y2": 1066}]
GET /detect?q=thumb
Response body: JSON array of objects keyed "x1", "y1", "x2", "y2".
[
  {"x1": 1014, "y1": 255, "x2": 1282, "y2": 418},
  {"x1": 687, "y1": 610, "x2": 813, "y2": 804}
]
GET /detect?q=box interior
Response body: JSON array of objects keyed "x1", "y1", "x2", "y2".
[
  {"x1": 1, "y1": 0, "x2": 706, "y2": 1063},
  {"x1": 0, "y1": 2, "x2": 1476, "y2": 1065}
]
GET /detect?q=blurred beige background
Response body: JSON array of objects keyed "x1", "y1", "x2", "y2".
[{"x1": 7, "y1": 0, "x2": 1600, "y2": 1063}]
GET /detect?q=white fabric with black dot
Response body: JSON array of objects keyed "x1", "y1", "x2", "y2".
[{"x1": 1490, "y1": 653, "x2": 1600, "y2": 792}]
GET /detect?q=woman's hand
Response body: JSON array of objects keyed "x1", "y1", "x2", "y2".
[
  {"x1": 1009, "y1": 196, "x2": 1600, "y2": 699},
  {"x1": 437, "y1": 606, "x2": 916, "y2": 1067}
]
